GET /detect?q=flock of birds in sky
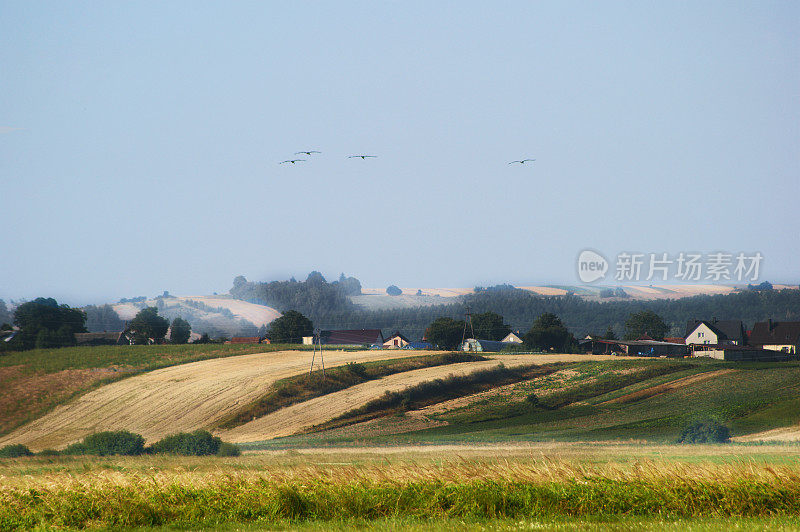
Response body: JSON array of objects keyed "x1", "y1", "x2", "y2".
[{"x1": 279, "y1": 151, "x2": 535, "y2": 165}]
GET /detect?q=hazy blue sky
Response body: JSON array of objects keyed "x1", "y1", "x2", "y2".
[{"x1": 1, "y1": 1, "x2": 798, "y2": 304}]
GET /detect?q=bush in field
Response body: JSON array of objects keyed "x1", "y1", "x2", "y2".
[
  {"x1": 81, "y1": 431, "x2": 145, "y2": 455},
  {"x1": 216, "y1": 442, "x2": 241, "y2": 457},
  {"x1": 678, "y1": 420, "x2": 731, "y2": 444},
  {"x1": 0, "y1": 444, "x2": 33, "y2": 458},
  {"x1": 148, "y1": 430, "x2": 222, "y2": 456}
]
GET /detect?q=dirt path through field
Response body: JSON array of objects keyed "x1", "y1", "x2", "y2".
[{"x1": 0, "y1": 350, "x2": 440, "y2": 451}]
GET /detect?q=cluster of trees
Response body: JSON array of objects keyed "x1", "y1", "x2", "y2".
[
  {"x1": 424, "y1": 309, "x2": 673, "y2": 351},
  {"x1": 84, "y1": 304, "x2": 125, "y2": 332},
  {"x1": 415, "y1": 311, "x2": 514, "y2": 350},
  {"x1": 292, "y1": 285, "x2": 800, "y2": 341},
  {"x1": 0, "y1": 299, "x2": 196, "y2": 351},
  {"x1": 125, "y1": 307, "x2": 192, "y2": 344},
  {"x1": 5, "y1": 298, "x2": 87, "y2": 350},
  {"x1": 230, "y1": 272, "x2": 360, "y2": 318}
]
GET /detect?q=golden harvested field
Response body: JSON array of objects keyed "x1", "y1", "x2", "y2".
[
  {"x1": 0, "y1": 351, "x2": 623, "y2": 451},
  {"x1": 0, "y1": 349, "x2": 448, "y2": 451}
]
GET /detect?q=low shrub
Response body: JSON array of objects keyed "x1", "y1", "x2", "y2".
[
  {"x1": 0, "y1": 444, "x2": 33, "y2": 458},
  {"x1": 678, "y1": 420, "x2": 731, "y2": 443},
  {"x1": 216, "y1": 442, "x2": 241, "y2": 456},
  {"x1": 148, "y1": 430, "x2": 222, "y2": 456}
]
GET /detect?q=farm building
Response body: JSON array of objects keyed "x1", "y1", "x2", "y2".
[
  {"x1": 582, "y1": 338, "x2": 689, "y2": 357},
  {"x1": 405, "y1": 341, "x2": 434, "y2": 350},
  {"x1": 620, "y1": 340, "x2": 689, "y2": 357},
  {"x1": 383, "y1": 331, "x2": 411, "y2": 349},
  {"x1": 74, "y1": 332, "x2": 129, "y2": 346},
  {"x1": 321, "y1": 329, "x2": 384, "y2": 346},
  {"x1": 692, "y1": 344, "x2": 791, "y2": 362},
  {"x1": 749, "y1": 320, "x2": 800, "y2": 355},
  {"x1": 461, "y1": 338, "x2": 508, "y2": 352},
  {"x1": 685, "y1": 319, "x2": 746, "y2": 346}
]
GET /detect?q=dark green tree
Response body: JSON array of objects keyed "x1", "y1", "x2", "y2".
[
  {"x1": 386, "y1": 285, "x2": 403, "y2": 296},
  {"x1": 268, "y1": 310, "x2": 314, "y2": 343},
  {"x1": 83, "y1": 304, "x2": 125, "y2": 332},
  {"x1": 425, "y1": 317, "x2": 466, "y2": 350},
  {"x1": 170, "y1": 317, "x2": 191, "y2": 344},
  {"x1": 524, "y1": 313, "x2": 574, "y2": 351},
  {"x1": 126, "y1": 307, "x2": 170, "y2": 344},
  {"x1": 604, "y1": 326, "x2": 617, "y2": 340},
  {"x1": 13, "y1": 297, "x2": 86, "y2": 350},
  {"x1": 470, "y1": 311, "x2": 512, "y2": 341},
  {"x1": 623, "y1": 310, "x2": 669, "y2": 340},
  {"x1": 335, "y1": 273, "x2": 362, "y2": 296},
  {"x1": 0, "y1": 299, "x2": 13, "y2": 327}
]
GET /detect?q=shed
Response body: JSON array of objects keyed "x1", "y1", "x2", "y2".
[{"x1": 461, "y1": 338, "x2": 508, "y2": 352}]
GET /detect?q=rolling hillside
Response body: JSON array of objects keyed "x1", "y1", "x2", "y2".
[
  {"x1": 3, "y1": 345, "x2": 799, "y2": 452},
  {"x1": 0, "y1": 349, "x2": 441, "y2": 451},
  {"x1": 112, "y1": 295, "x2": 281, "y2": 336}
]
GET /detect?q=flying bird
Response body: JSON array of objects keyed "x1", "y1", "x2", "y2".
[
  {"x1": 348, "y1": 155, "x2": 377, "y2": 159},
  {"x1": 509, "y1": 159, "x2": 536, "y2": 164},
  {"x1": 295, "y1": 151, "x2": 321, "y2": 156},
  {"x1": 279, "y1": 159, "x2": 306, "y2": 164}
]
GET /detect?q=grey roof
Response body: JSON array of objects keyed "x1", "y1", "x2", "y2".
[{"x1": 685, "y1": 319, "x2": 746, "y2": 343}]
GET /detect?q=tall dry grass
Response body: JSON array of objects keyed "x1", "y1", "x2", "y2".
[{"x1": 2, "y1": 451, "x2": 800, "y2": 529}]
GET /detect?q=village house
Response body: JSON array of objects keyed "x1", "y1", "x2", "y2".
[
  {"x1": 383, "y1": 331, "x2": 411, "y2": 349},
  {"x1": 748, "y1": 320, "x2": 800, "y2": 355},
  {"x1": 684, "y1": 319, "x2": 746, "y2": 346},
  {"x1": 501, "y1": 331, "x2": 524, "y2": 344}
]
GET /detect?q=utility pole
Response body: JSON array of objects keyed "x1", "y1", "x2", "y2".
[
  {"x1": 310, "y1": 327, "x2": 325, "y2": 377},
  {"x1": 460, "y1": 305, "x2": 476, "y2": 350}
]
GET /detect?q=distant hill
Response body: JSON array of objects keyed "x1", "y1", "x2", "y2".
[{"x1": 112, "y1": 295, "x2": 281, "y2": 337}]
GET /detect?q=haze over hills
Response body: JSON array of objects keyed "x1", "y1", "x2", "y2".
[{"x1": 62, "y1": 277, "x2": 799, "y2": 339}]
